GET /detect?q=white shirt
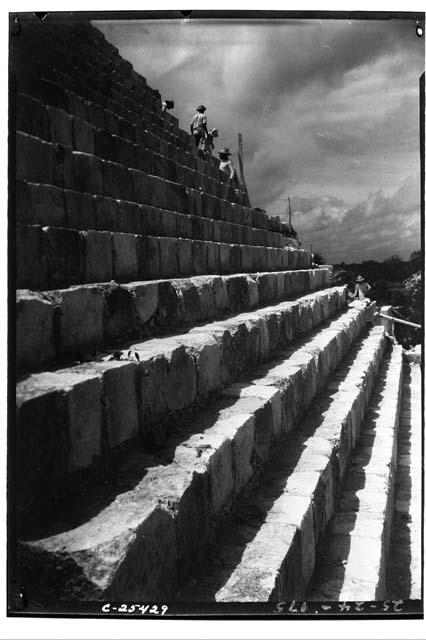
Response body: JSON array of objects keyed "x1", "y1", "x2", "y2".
[{"x1": 191, "y1": 112, "x2": 207, "y2": 131}]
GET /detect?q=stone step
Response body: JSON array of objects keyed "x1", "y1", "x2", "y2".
[
  {"x1": 178, "y1": 325, "x2": 386, "y2": 602},
  {"x1": 17, "y1": 268, "x2": 329, "y2": 372},
  {"x1": 385, "y1": 362, "x2": 422, "y2": 600},
  {"x1": 16, "y1": 131, "x2": 286, "y2": 234},
  {"x1": 15, "y1": 130, "x2": 241, "y2": 209},
  {"x1": 16, "y1": 181, "x2": 292, "y2": 248},
  {"x1": 16, "y1": 223, "x2": 309, "y2": 290},
  {"x1": 16, "y1": 94, "x2": 237, "y2": 201},
  {"x1": 16, "y1": 301, "x2": 373, "y2": 602},
  {"x1": 15, "y1": 287, "x2": 348, "y2": 519},
  {"x1": 16, "y1": 91, "x2": 230, "y2": 187},
  {"x1": 307, "y1": 344, "x2": 403, "y2": 601},
  {"x1": 14, "y1": 57, "x2": 189, "y2": 151}
]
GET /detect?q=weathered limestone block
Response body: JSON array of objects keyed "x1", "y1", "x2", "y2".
[
  {"x1": 193, "y1": 239, "x2": 207, "y2": 275},
  {"x1": 219, "y1": 243, "x2": 231, "y2": 274},
  {"x1": 201, "y1": 192, "x2": 219, "y2": 219},
  {"x1": 53, "y1": 143, "x2": 75, "y2": 190},
  {"x1": 187, "y1": 188, "x2": 202, "y2": 217},
  {"x1": 17, "y1": 368, "x2": 103, "y2": 484},
  {"x1": 116, "y1": 200, "x2": 144, "y2": 235},
  {"x1": 97, "y1": 360, "x2": 139, "y2": 448},
  {"x1": 158, "y1": 237, "x2": 178, "y2": 278},
  {"x1": 228, "y1": 244, "x2": 241, "y2": 273},
  {"x1": 16, "y1": 224, "x2": 46, "y2": 289},
  {"x1": 173, "y1": 279, "x2": 201, "y2": 325},
  {"x1": 103, "y1": 159, "x2": 133, "y2": 201},
  {"x1": 112, "y1": 232, "x2": 138, "y2": 281},
  {"x1": 246, "y1": 274, "x2": 259, "y2": 308},
  {"x1": 72, "y1": 151, "x2": 103, "y2": 195},
  {"x1": 103, "y1": 284, "x2": 136, "y2": 340},
  {"x1": 139, "y1": 206, "x2": 160, "y2": 237},
  {"x1": 176, "y1": 238, "x2": 193, "y2": 277},
  {"x1": 223, "y1": 274, "x2": 249, "y2": 313},
  {"x1": 184, "y1": 332, "x2": 223, "y2": 399},
  {"x1": 129, "y1": 168, "x2": 150, "y2": 205},
  {"x1": 167, "y1": 181, "x2": 188, "y2": 214},
  {"x1": 18, "y1": 487, "x2": 178, "y2": 601},
  {"x1": 56, "y1": 285, "x2": 105, "y2": 358},
  {"x1": 215, "y1": 519, "x2": 302, "y2": 602},
  {"x1": 287, "y1": 249, "x2": 298, "y2": 270},
  {"x1": 17, "y1": 181, "x2": 66, "y2": 227},
  {"x1": 93, "y1": 194, "x2": 119, "y2": 231},
  {"x1": 135, "y1": 146, "x2": 154, "y2": 174},
  {"x1": 254, "y1": 246, "x2": 267, "y2": 272},
  {"x1": 71, "y1": 115, "x2": 95, "y2": 154},
  {"x1": 192, "y1": 277, "x2": 217, "y2": 320},
  {"x1": 275, "y1": 271, "x2": 286, "y2": 300},
  {"x1": 206, "y1": 241, "x2": 220, "y2": 274},
  {"x1": 280, "y1": 249, "x2": 289, "y2": 270},
  {"x1": 224, "y1": 382, "x2": 282, "y2": 454},
  {"x1": 123, "y1": 281, "x2": 159, "y2": 329},
  {"x1": 137, "y1": 341, "x2": 197, "y2": 438},
  {"x1": 139, "y1": 235, "x2": 160, "y2": 278},
  {"x1": 94, "y1": 128, "x2": 115, "y2": 162},
  {"x1": 161, "y1": 208, "x2": 178, "y2": 238},
  {"x1": 16, "y1": 290, "x2": 56, "y2": 371},
  {"x1": 177, "y1": 428, "x2": 233, "y2": 517},
  {"x1": 211, "y1": 220, "x2": 222, "y2": 243},
  {"x1": 47, "y1": 105, "x2": 72, "y2": 146},
  {"x1": 43, "y1": 225, "x2": 83, "y2": 288},
  {"x1": 212, "y1": 275, "x2": 230, "y2": 312},
  {"x1": 256, "y1": 272, "x2": 277, "y2": 305},
  {"x1": 241, "y1": 244, "x2": 253, "y2": 272},
  {"x1": 64, "y1": 189, "x2": 97, "y2": 230},
  {"x1": 176, "y1": 212, "x2": 192, "y2": 239},
  {"x1": 17, "y1": 93, "x2": 50, "y2": 141},
  {"x1": 113, "y1": 136, "x2": 137, "y2": 169},
  {"x1": 271, "y1": 492, "x2": 316, "y2": 589},
  {"x1": 16, "y1": 132, "x2": 54, "y2": 184},
  {"x1": 149, "y1": 175, "x2": 168, "y2": 209}
]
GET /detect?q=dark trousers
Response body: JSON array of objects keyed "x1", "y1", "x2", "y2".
[{"x1": 193, "y1": 130, "x2": 205, "y2": 148}]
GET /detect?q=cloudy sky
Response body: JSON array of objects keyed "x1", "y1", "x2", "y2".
[{"x1": 95, "y1": 17, "x2": 424, "y2": 263}]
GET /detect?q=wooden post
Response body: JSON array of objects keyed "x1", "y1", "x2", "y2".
[
  {"x1": 237, "y1": 133, "x2": 250, "y2": 207},
  {"x1": 237, "y1": 133, "x2": 247, "y2": 190},
  {"x1": 287, "y1": 197, "x2": 292, "y2": 227}
]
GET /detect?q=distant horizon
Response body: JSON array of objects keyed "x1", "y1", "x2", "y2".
[{"x1": 95, "y1": 16, "x2": 423, "y2": 264}]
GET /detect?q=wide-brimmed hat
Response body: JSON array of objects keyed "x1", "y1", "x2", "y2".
[
  {"x1": 196, "y1": 104, "x2": 206, "y2": 111},
  {"x1": 219, "y1": 147, "x2": 232, "y2": 155},
  {"x1": 356, "y1": 275, "x2": 365, "y2": 282}
]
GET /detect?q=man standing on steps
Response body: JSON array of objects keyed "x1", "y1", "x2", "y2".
[{"x1": 190, "y1": 104, "x2": 208, "y2": 148}]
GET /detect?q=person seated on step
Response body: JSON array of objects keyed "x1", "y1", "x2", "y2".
[
  {"x1": 190, "y1": 104, "x2": 208, "y2": 148},
  {"x1": 348, "y1": 274, "x2": 372, "y2": 302},
  {"x1": 219, "y1": 147, "x2": 239, "y2": 187},
  {"x1": 200, "y1": 127, "x2": 218, "y2": 155}
]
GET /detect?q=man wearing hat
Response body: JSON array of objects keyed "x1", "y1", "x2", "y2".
[
  {"x1": 219, "y1": 147, "x2": 239, "y2": 184},
  {"x1": 349, "y1": 275, "x2": 372, "y2": 301},
  {"x1": 190, "y1": 105, "x2": 208, "y2": 148}
]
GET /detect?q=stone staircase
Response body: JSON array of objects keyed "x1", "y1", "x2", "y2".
[{"x1": 13, "y1": 17, "x2": 414, "y2": 606}]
